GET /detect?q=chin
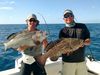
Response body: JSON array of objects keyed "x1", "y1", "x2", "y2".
[{"x1": 66, "y1": 22, "x2": 71, "y2": 24}]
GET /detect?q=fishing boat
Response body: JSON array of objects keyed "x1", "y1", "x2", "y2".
[{"x1": 0, "y1": 55, "x2": 100, "y2": 75}]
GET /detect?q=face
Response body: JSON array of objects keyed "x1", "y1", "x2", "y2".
[
  {"x1": 27, "y1": 18, "x2": 37, "y2": 28},
  {"x1": 63, "y1": 13, "x2": 74, "y2": 24}
]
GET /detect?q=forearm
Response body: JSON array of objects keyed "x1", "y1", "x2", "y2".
[
  {"x1": 43, "y1": 39, "x2": 48, "y2": 49},
  {"x1": 17, "y1": 45, "x2": 29, "y2": 51}
]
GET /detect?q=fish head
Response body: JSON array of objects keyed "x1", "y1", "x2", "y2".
[{"x1": 32, "y1": 31, "x2": 47, "y2": 43}]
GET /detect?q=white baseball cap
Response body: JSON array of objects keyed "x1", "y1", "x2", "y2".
[
  {"x1": 27, "y1": 14, "x2": 37, "y2": 20},
  {"x1": 64, "y1": 9, "x2": 73, "y2": 15}
]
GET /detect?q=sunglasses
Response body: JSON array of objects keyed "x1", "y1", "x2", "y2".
[
  {"x1": 64, "y1": 13, "x2": 73, "y2": 18},
  {"x1": 29, "y1": 18, "x2": 37, "y2": 22}
]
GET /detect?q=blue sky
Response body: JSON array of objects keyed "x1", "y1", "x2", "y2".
[{"x1": 0, "y1": 0, "x2": 100, "y2": 24}]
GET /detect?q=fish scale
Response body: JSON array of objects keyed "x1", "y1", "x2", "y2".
[
  {"x1": 4, "y1": 30, "x2": 46, "y2": 51},
  {"x1": 45, "y1": 38, "x2": 84, "y2": 57}
]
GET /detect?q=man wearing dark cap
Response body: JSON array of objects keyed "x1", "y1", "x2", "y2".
[{"x1": 58, "y1": 9, "x2": 91, "y2": 75}]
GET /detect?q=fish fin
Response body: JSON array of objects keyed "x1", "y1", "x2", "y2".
[{"x1": 7, "y1": 33, "x2": 17, "y2": 40}]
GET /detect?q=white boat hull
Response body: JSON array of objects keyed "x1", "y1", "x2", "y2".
[{"x1": 0, "y1": 57, "x2": 100, "y2": 75}]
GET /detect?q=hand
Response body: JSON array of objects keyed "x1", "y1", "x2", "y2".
[
  {"x1": 17, "y1": 45, "x2": 29, "y2": 51},
  {"x1": 50, "y1": 56, "x2": 59, "y2": 61},
  {"x1": 84, "y1": 39, "x2": 91, "y2": 45}
]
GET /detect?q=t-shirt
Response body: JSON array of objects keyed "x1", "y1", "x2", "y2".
[
  {"x1": 21, "y1": 52, "x2": 36, "y2": 64},
  {"x1": 20, "y1": 29, "x2": 46, "y2": 64},
  {"x1": 59, "y1": 23, "x2": 90, "y2": 62}
]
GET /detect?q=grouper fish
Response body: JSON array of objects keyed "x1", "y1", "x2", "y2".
[
  {"x1": 44, "y1": 38, "x2": 84, "y2": 58},
  {"x1": 4, "y1": 30, "x2": 46, "y2": 51}
]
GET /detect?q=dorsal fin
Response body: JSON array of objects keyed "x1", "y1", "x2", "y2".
[{"x1": 7, "y1": 33, "x2": 17, "y2": 40}]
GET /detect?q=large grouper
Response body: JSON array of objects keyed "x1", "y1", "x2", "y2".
[
  {"x1": 4, "y1": 30, "x2": 47, "y2": 51},
  {"x1": 44, "y1": 38, "x2": 84, "y2": 58}
]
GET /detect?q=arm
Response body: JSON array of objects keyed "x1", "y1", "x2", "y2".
[
  {"x1": 17, "y1": 45, "x2": 29, "y2": 51},
  {"x1": 35, "y1": 38, "x2": 48, "y2": 65},
  {"x1": 79, "y1": 38, "x2": 91, "y2": 48},
  {"x1": 42, "y1": 38, "x2": 48, "y2": 51},
  {"x1": 83, "y1": 24, "x2": 91, "y2": 46}
]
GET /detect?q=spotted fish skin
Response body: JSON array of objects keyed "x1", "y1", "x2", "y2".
[{"x1": 45, "y1": 38, "x2": 84, "y2": 57}]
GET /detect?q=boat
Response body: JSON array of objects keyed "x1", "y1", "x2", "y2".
[{"x1": 0, "y1": 55, "x2": 100, "y2": 75}]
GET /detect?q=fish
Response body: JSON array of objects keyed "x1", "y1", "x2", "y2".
[
  {"x1": 4, "y1": 30, "x2": 47, "y2": 51},
  {"x1": 44, "y1": 38, "x2": 84, "y2": 58}
]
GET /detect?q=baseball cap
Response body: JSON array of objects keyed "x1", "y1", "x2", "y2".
[
  {"x1": 64, "y1": 9, "x2": 73, "y2": 15},
  {"x1": 64, "y1": 9, "x2": 74, "y2": 18},
  {"x1": 27, "y1": 14, "x2": 37, "y2": 20}
]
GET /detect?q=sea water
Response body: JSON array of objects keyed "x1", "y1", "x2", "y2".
[{"x1": 0, "y1": 23, "x2": 100, "y2": 71}]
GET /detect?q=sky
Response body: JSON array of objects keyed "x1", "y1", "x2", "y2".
[{"x1": 0, "y1": 0, "x2": 100, "y2": 24}]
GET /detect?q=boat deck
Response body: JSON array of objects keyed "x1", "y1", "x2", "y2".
[
  {"x1": 46, "y1": 62, "x2": 98, "y2": 75},
  {"x1": 0, "y1": 60, "x2": 98, "y2": 75}
]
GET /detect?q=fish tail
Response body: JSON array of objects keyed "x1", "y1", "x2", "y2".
[{"x1": 4, "y1": 43, "x2": 7, "y2": 51}]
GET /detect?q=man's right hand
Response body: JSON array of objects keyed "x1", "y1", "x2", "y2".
[
  {"x1": 50, "y1": 56, "x2": 59, "y2": 61},
  {"x1": 17, "y1": 45, "x2": 29, "y2": 51}
]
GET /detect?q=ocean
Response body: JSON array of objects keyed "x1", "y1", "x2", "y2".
[{"x1": 0, "y1": 23, "x2": 100, "y2": 71}]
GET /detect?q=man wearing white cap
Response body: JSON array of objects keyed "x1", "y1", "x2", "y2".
[
  {"x1": 50, "y1": 9, "x2": 91, "y2": 75},
  {"x1": 59, "y1": 9, "x2": 91, "y2": 75},
  {"x1": 18, "y1": 13, "x2": 48, "y2": 75}
]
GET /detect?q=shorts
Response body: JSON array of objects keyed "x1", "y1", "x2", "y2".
[{"x1": 20, "y1": 61, "x2": 47, "y2": 75}]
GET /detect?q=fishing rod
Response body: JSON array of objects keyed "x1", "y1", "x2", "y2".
[
  {"x1": 36, "y1": 12, "x2": 54, "y2": 53},
  {"x1": 36, "y1": 12, "x2": 51, "y2": 35},
  {"x1": 87, "y1": 46, "x2": 96, "y2": 61},
  {"x1": 36, "y1": 12, "x2": 56, "y2": 42}
]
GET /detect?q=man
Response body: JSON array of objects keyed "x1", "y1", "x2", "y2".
[
  {"x1": 18, "y1": 14, "x2": 48, "y2": 75},
  {"x1": 58, "y1": 9, "x2": 91, "y2": 75},
  {"x1": 50, "y1": 9, "x2": 91, "y2": 75}
]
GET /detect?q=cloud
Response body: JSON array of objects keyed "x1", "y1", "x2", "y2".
[
  {"x1": 0, "y1": 1, "x2": 15, "y2": 10},
  {"x1": 9, "y1": 1, "x2": 15, "y2": 4},
  {"x1": 0, "y1": 1, "x2": 15, "y2": 5},
  {"x1": 0, "y1": 6, "x2": 13, "y2": 10}
]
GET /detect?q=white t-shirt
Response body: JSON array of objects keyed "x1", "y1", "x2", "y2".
[
  {"x1": 21, "y1": 52, "x2": 35, "y2": 64},
  {"x1": 20, "y1": 30, "x2": 47, "y2": 64}
]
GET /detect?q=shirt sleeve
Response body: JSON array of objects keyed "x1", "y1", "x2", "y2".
[
  {"x1": 59, "y1": 29, "x2": 63, "y2": 38},
  {"x1": 83, "y1": 25, "x2": 90, "y2": 40}
]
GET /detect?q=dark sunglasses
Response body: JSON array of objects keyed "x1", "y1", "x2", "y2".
[
  {"x1": 64, "y1": 13, "x2": 74, "y2": 18},
  {"x1": 29, "y1": 18, "x2": 37, "y2": 22}
]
